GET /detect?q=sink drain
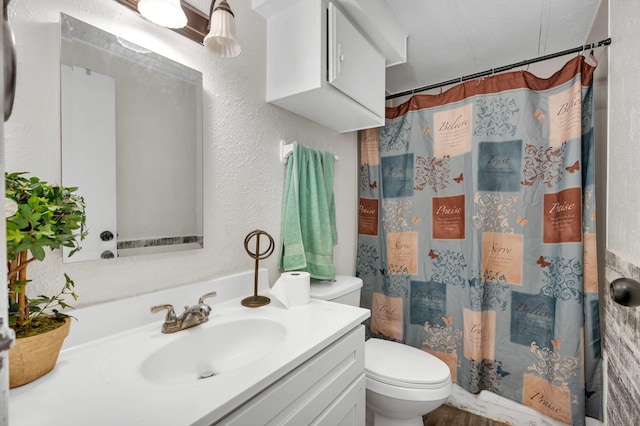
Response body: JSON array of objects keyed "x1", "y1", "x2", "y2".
[{"x1": 199, "y1": 370, "x2": 216, "y2": 379}]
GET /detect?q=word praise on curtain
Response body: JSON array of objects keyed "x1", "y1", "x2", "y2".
[{"x1": 357, "y1": 55, "x2": 602, "y2": 424}]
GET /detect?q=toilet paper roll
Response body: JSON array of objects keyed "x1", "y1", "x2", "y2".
[{"x1": 271, "y1": 271, "x2": 311, "y2": 308}]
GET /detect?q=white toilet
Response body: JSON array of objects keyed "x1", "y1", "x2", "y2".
[{"x1": 310, "y1": 276, "x2": 452, "y2": 426}]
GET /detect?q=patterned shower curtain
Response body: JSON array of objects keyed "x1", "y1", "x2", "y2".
[{"x1": 357, "y1": 55, "x2": 602, "y2": 425}]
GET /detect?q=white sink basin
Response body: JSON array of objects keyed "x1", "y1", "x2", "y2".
[
  {"x1": 100, "y1": 310, "x2": 300, "y2": 390},
  {"x1": 140, "y1": 318, "x2": 287, "y2": 384}
]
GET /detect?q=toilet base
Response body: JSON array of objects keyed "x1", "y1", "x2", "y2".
[
  {"x1": 365, "y1": 387, "x2": 449, "y2": 426},
  {"x1": 365, "y1": 406, "x2": 422, "y2": 426}
]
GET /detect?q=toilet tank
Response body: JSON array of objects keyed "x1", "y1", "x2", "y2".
[{"x1": 309, "y1": 275, "x2": 363, "y2": 307}]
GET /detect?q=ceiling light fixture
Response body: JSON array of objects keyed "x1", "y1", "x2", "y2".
[
  {"x1": 138, "y1": 0, "x2": 187, "y2": 29},
  {"x1": 203, "y1": 0, "x2": 241, "y2": 57}
]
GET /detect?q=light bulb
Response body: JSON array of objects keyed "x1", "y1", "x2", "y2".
[{"x1": 138, "y1": 0, "x2": 187, "y2": 29}]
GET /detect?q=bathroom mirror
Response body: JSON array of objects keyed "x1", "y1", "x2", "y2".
[{"x1": 60, "y1": 14, "x2": 203, "y2": 262}]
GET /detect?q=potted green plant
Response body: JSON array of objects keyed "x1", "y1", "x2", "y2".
[{"x1": 5, "y1": 171, "x2": 87, "y2": 387}]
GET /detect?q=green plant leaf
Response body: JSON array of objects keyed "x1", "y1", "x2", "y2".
[
  {"x1": 18, "y1": 203, "x2": 31, "y2": 220},
  {"x1": 10, "y1": 217, "x2": 28, "y2": 229},
  {"x1": 29, "y1": 244, "x2": 46, "y2": 261}
]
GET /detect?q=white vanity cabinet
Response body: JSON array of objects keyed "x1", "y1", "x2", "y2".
[
  {"x1": 217, "y1": 325, "x2": 366, "y2": 425},
  {"x1": 9, "y1": 270, "x2": 371, "y2": 426},
  {"x1": 252, "y1": 0, "x2": 406, "y2": 133}
]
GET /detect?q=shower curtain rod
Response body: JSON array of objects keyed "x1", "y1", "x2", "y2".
[{"x1": 385, "y1": 37, "x2": 612, "y2": 100}]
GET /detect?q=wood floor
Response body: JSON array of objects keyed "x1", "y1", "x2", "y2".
[{"x1": 423, "y1": 404, "x2": 511, "y2": 426}]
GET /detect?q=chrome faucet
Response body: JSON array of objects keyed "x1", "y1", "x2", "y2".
[{"x1": 151, "y1": 291, "x2": 217, "y2": 333}]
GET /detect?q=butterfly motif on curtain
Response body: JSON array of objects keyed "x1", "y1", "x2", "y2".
[
  {"x1": 551, "y1": 338, "x2": 562, "y2": 350},
  {"x1": 516, "y1": 215, "x2": 529, "y2": 226},
  {"x1": 496, "y1": 365, "x2": 510, "y2": 377},
  {"x1": 453, "y1": 173, "x2": 464, "y2": 183},
  {"x1": 566, "y1": 160, "x2": 580, "y2": 173},
  {"x1": 370, "y1": 181, "x2": 377, "y2": 189},
  {"x1": 442, "y1": 316, "x2": 453, "y2": 325},
  {"x1": 551, "y1": 146, "x2": 564, "y2": 157},
  {"x1": 412, "y1": 215, "x2": 422, "y2": 224},
  {"x1": 534, "y1": 108, "x2": 546, "y2": 120},
  {"x1": 428, "y1": 249, "x2": 438, "y2": 259},
  {"x1": 537, "y1": 256, "x2": 551, "y2": 268}
]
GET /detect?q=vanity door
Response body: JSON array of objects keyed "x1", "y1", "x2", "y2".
[
  {"x1": 0, "y1": 0, "x2": 15, "y2": 420},
  {"x1": 0, "y1": 2, "x2": 12, "y2": 421}
]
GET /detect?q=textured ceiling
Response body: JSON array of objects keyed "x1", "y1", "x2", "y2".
[{"x1": 382, "y1": 0, "x2": 602, "y2": 96}]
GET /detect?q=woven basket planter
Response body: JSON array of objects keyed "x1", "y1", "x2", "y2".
[{"x1": 8, "y1": 317, "x2": 71, "y2": 388}]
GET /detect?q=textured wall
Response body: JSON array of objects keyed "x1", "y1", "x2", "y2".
[
  {"x1": 606, "y1": 1, "x2": 640, "y2": 425},
  {"x1": 608, "y1": 0, "x2": 640, "y2": 263},
  {"x1": 604, "y1": 251, "x2": 640, "y2": 425},
  {"x1": 4, "y1": 0, "x2": 358, "y2": 307}
]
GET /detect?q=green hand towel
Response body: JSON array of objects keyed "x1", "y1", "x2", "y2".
[{"x1": 280, "y1": 142, "x2": 337, "y2": 280}]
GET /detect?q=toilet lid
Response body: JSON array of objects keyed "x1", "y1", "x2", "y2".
[
  {"x1": 309, "y1": 276, "x2": 362, "y2": 300},
  {"x1": 365, "y1": 338, "x2": 451, "y2": 389}
]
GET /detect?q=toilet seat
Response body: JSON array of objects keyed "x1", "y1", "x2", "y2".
[{"x1": 365, "y1": 338, "x2": 451, "y2": 389}]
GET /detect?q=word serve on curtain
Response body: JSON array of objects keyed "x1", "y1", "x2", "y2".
[{"x1": 357, "y1": 56, "x2": 602, "y2": 424}]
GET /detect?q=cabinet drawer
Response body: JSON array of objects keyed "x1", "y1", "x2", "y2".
[{"x1": 218, "y1": 325, "x2": 365, "y2": 425}]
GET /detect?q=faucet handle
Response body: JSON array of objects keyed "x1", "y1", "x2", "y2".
[
  {"x1": 198, "y1": 291, "x2": 217, "y2": 305},
  {"x1": 151, "y1": 304, "x2": 177, "y2": 322}
]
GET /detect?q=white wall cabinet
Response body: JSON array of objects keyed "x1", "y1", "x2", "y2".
[
  {"x1": 217, "y1": 325, "x2": 366, "y2": 425},
  {"x1": 252, "y1": 0, "x2": 406, "y2": 133}
]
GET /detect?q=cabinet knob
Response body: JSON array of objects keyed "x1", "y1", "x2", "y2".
[
  {"x1": 100, "y1": 231, "x2": 114, "y2": 241},
  {"x1": 101, "y1": 250, "x2": 115, "y2": 259}
]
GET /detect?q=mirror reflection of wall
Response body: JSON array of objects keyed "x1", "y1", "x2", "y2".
[{"x1": 60, "y1": 13, "x2": 204, "y2": 262}]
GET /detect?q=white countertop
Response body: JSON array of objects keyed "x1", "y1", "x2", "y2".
[{"x1": 9, "y1": 270, "x2": 370, "y2": 425}]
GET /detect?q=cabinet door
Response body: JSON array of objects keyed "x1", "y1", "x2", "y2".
[
  {"x1": 328, "y1": 2, "x2": 385, "y2": 118},
  {"x1": 0, "y1": 19, "x2": 12, "y2": 425},
  {"x1": 61, "y1": 65, "x2": 118, "y2": 262},
  {"x1": 313, "y1": 374, "x2": 365, "y2": 426},
  {"x1": 218, "y1": 326, "x2": 365, "y2": 425}
]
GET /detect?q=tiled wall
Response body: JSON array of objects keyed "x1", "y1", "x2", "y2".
[{"x1": 604, "y1": 250, "x2": 640, "y2": 424}]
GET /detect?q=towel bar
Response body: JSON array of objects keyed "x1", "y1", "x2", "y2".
[{"x1": 280, "y1": 140, "x2": 339, "y2": 164}]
